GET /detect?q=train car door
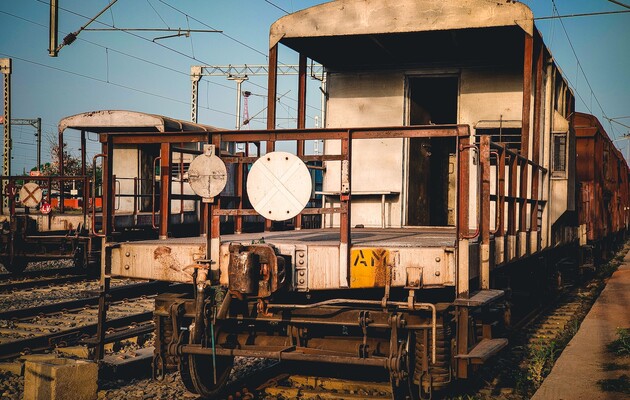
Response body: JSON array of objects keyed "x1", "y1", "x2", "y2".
[{"x1": 407, "y1": 76, "x2": 459, "y2": 226}]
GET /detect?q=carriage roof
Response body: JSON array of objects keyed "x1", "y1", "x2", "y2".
[
  {"x1": 58, "y1": 110, "x2": 219, "y2": 134},
  {"x1": 270, "y1": 0, "x2": 534, "y2": 68}
]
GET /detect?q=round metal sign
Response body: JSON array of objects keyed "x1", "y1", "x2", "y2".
[
  {"x1": 247, "y1": 151, "x2": 312, "y2": 221},
  {"x1": 19, "y1": 182, "x2": 43, "y2": 208},
  {"x1": 187, "y1": 150, "x2": 228, "y2": 199}
]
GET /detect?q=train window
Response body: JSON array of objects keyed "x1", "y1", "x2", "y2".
[{"x1": 553, "y1": 133, "x2": 567, "y2": 173}]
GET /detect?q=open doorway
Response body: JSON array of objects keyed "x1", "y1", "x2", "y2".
[{"x1": 407, "y1": 76, "x2": 458, "y2": 226}]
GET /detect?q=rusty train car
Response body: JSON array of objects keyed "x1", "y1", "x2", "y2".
[
  {"x1": 0, "y1": 110, "x2": 218, "y2": 273},
  {"x1": 83, "y1": 0, "x2": 627, "y2": 398},
  {"x1": 575, "y1": 112, "x2": 630, "y2": 262}
]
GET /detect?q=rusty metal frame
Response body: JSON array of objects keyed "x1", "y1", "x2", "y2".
[
  {"x1": 98, "y1": 126, "x2": 470, "y2": 273},
  {"x1": 530, "y1": 32, "x2": 544, "y2": 237}
]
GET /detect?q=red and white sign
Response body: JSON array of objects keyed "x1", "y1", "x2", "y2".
[{"x1": 40, "y1": 201, "x2": 52, "y2": 215}]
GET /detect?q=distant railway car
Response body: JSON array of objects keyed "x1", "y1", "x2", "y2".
[
  {"x1": 86, "y1": 1, "x2": 628, "y2": 399},
  {"x1": 0, "y1": 110, "x2": 219, "y2": 273},
  {"x1": 574, "y1": 112, "x2": 630, "y2": 261}
]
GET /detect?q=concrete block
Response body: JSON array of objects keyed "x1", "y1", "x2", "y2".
[
  {"x1": 24, "y1": 358, "x2": 98, "y2": 400},
  {"x1": 0, "y1": 361, "x2": 23, "y2": 375}
]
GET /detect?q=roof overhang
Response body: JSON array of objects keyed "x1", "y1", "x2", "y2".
[
  {"x1": 58, "y1": 110, "x2": 219, "y2": 134},
  {"x1": 269, "y1": 0, "x2": 534, "y2": 67}
]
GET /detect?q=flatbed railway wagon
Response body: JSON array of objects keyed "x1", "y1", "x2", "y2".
[
  {"x1": 0, "y1": 110, "x2": 218, "y2": 274},
  {"x1": 93, "y1": 0, "x2": 628, "y2": 398}
]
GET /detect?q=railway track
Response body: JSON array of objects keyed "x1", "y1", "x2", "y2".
[
  {"x1": 0, "y1": 266, "x2": 80, "y2": 279},
  {"x1": 0, "y1": 281, "x2": 181, "y2": 360},
  {"x1": 471, "y1": 250, "x2": 629, "y2": 398},
  {"x1": 216, "y1": 361, "x2": 394, "y2": 400},
  {"x1": 0, "y1": 272, "x2": 87, "y2": 292}
]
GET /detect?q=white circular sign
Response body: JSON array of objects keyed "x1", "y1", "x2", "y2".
[
  {"x1": 247, "y1": 151, "x2": 312, "y2": 221},
  {"x1": 19, "y1": 182, "x2": 43, "y2": 208},
  {"x1": 187, "y1": 153, "x2": 228, "y2": 199}
]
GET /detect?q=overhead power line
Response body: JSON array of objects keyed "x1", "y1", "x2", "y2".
[
  {"x1": 607, "y1": 0, "x2": 630, "y2": 10},
  {"x1": 52, "y1": 0, "x2": 119, "y2": 56},
  {"x1": 0, "y1": 52, "x2": 237, "y2": 120},
  {"x1": 4, "y1": 9, "x2": 317, "y2": 129},
  {"x1": 263, "y1": 0, "x2": 290, "y2": 15},
  {"x1": 608, "y1": 118, "x2": 630, "y2": 130},
  {"x1": 34, "y1": 0, "x2": 322, "y2": 116},
  {"x1": 1, "y1": 9, "x2": 238, "y2": 92},
  {"x1": 534, "y1": 10, "x2": 630, "y2": 20},
  {"x1": 550, "y1": 0, "x2": 614, "y2": 136},
  {"x1": 157, "y1": 0, "x2": 269, "y2": 58},
  {"x1": 82, "y1": 28, "x2": 222, "y2": 42},
  {"x1": 153, "y1": 1, "x2": 322, "y2": 116}
]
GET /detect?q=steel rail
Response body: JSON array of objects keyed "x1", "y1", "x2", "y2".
[
  {"x1": 0, "y1": 310, "x2": 152, "y2": 360},
  {"x1": 0, "y1": 274, "x2": 86, "y2": 292},
  {"x1": 0, "y1": 267, "x2": 81, "y2": 279},
  {"x1": 0, "y1": 281, "x2": 172, "y2": 320}
]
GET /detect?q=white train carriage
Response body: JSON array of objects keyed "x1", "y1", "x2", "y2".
[{"x1": 96, "y1": 1, "x2": 580, "y2": 397}]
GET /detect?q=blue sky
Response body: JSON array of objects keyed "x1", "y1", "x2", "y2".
[{"x1": 0, "y1": 0, "x2": 628, "y2": 174}]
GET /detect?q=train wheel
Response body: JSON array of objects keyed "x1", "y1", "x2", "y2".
[
  {"x1": 391, "y1": 327, "x2": 453, "y2": 400},
  {"x1": 0, "y1": 257, "x2": 28, "y2": 274},
  {"x1": 391, "y1": 331, "x2": 421, "y2": 400},
  {"x1": 179, "y1": 327, "x2": 234, "y2": 399}
]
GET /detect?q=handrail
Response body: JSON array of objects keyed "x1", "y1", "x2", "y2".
[
  {"x1": 490, "y1": 141, "x2": 547, "y2": 174},
  {"x1": 460, "y1": 144, "x2": 481, "y2": 240},
  {"x1": 152, "y1": 156, "x2": 161, "y2": 230},
  {"x1": 92, "y1": 154, "x2": 106, "y2": 237},
  {"x1": 489, "y1": 150, "x2": 502, "y2": 235},
  {"x1": 114, "y1": 178, "x2": 121, "y2": 211}
]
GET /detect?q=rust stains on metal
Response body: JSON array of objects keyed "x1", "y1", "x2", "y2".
[{"x1": 153, "y1": 246, "x2": 193, "y2": 277}]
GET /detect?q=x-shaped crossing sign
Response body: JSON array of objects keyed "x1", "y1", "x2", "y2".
[{"x1": 19, "y1": 182, "x2": 43, "y2": 208}]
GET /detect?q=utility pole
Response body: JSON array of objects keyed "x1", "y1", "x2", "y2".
[
  {"x1": 227, "y1": 75, "x2": 249, "y2": 130},
  {"x1": 49, "y1": 0, "x2": 59, "y2": 56},
  {"x1": 1, "y1": 58, "x2": 11, "y2": 211},
  {"x1": 11, "y1": 118, "x2": 42, "y2": 170},
  {"x1": 190, "y1": 64, "x2": 325, "y2": 125}
]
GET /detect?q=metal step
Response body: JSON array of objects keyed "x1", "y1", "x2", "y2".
[
  {"x1": 453, "y1": 289, "x2": 504, "y2": 307},
  {"x1": 455, "y1": 338, "x2": 508, "y2": 364}
]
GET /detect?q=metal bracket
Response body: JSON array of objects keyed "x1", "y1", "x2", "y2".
[
  {"x1": 203, "y1": 144, "x2": 215, "y2": 156},
  {"x1": 405, "y1": 266, "x2": 423, "y2": 289},
  {"x1": 341, "y1": 160, "x2": 350, "y2": 193},
  {"x1": 295, "y1": 245, "x2": 308, "y2": 291},
  {"x1": 358, "y1": 310, "x2": 371, "y2": 358},
  {"x1": 166, "y1": 301, "x2": 186, "y2": 357}
]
